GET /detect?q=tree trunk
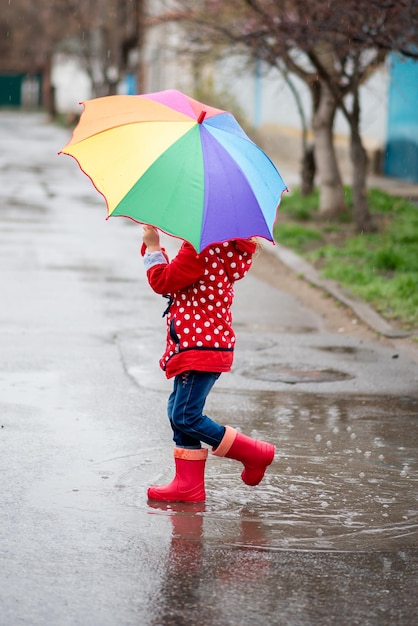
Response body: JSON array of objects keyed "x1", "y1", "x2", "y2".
[
  {"x1": 276, "y1": 64, "x2": 315, "y2": 195},
  {"x1": 300, "y1": 144, "x2": 316, "y2": 196},
  {"x1": 41, "y1": 54, "x2": 56, "y2": 118},
  {"x1": 312, "y1": 81, "x2": 347, "y2": 217},
  {"x1": 136, "y1": 0, "x2": 146, "y2": 93},
  {"x1": 347, "y1": 84, "x2": 376, "y2": 232},
  {"x1": 350, "y1": 129, "x2": 375, "y2": 232}
]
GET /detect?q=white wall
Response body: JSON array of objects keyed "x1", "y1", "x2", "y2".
[
  {"x1": 214, "y1": 57, "x2": 388, "y2": 147},
  {"x1": 51, "y1": 54, "x2": 92, "y2": 114}
]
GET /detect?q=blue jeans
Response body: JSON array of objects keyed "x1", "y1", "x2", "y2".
[{"x1": 167, "y1": 371, "x2": 226, "y2": 449}]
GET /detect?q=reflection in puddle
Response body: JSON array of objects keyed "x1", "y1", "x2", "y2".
[{"x1": 146, "y1": 498, "x2": 418, "y2": 626}]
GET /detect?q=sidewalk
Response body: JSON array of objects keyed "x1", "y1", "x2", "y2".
[
  {"x1": 367, "y1": 172, "x2": 418, "y2": 201},
  {"x1": 272, "y1": 245, "x2": 413, "y2": 339}
]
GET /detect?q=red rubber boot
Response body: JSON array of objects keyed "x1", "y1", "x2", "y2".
[
  {"x1": 147, "y1": 448, "x2": 208, "y2": 502},
  {"x1": 213, "y1": 426, "x2": 275, "y2": 486}
]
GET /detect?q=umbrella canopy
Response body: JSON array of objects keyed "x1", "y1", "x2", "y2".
[{"x1": 60, "y1": 89, "x2": 287, "y2": 252}]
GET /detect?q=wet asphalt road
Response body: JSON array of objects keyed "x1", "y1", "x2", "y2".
[{"x1": 1, "y1": 112, "x2": 417, "y2": 625}]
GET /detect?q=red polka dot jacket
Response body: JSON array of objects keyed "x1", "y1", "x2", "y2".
[{"x1": 144, "y1": 239, "x2": 257, "y2": 378}]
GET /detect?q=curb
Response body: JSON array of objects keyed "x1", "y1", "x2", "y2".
[{"x1": 271, "y1": 244, "x2": 411, "y2": 339}]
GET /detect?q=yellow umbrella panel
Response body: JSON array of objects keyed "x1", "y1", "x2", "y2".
[{"x1": 64, "y1": 120, "x2": 195, "y2": 216}]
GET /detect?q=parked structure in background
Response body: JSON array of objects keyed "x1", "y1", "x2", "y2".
[{"x1": 0, "y1": 74, "x2": 42, "y2": 108}]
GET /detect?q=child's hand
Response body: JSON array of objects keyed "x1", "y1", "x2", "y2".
[{"x1": 142, "y1": 225, "x2": 161, "y2": 252}]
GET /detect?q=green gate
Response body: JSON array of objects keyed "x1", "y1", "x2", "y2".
[
  {"x1": 0, "y1": 74, "x2": 25, "y2": 107},
  {"x1": 0, "y1": 74, "x2": 42, "y2": 107}
]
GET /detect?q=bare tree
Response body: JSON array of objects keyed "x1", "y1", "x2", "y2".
[
  {"x1": 58, "y1": 0, "x2": 145, "y2": 97},
  {"x1": 2, "y1": 0, "x2": 146, "y2": 108},
  {"x1": 160, "y1": 0, "x2": 418, "y2": 231}
]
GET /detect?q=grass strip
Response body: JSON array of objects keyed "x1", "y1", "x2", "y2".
[{"x1": 274, "y1": 188, "x2": 418, "y2": 330}]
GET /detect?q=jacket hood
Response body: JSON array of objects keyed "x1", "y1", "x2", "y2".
[{"x1": 208, "y1": 239, "x2": 257, "y2": 282}]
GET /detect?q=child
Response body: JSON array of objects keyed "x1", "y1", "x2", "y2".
[{"x1": 142, "y1": 225, "x2": 275, "y2": 502}]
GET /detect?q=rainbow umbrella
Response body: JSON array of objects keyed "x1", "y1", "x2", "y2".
[{"x1": 60, "y1": 89, "x2": 287, "y2": 252}]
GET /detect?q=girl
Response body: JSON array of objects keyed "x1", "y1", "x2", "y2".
[{"x1": 142, "y1": 225, "x2": 275, "y2": 502}]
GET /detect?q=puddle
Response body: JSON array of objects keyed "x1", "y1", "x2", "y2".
[
  {"x1": 206, "y1": 392, "x2": 418, "y2": 552},
  {"x1": 125, "y1": 392, "x2": 418, "y2": 553},
  {"x1": 241, "y1": 364, "x2": 354, "y2": 384},
  {"x1": 312, "y1": 345, "x2": 379, "y2": 362},
  {"x1": 315, "y1": 345, "x2": 363, "y2": 355}
]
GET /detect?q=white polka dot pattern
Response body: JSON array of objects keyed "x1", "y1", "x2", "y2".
[{"x1": 158, "y1": 240, "x2": 254, "y2": 371}]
